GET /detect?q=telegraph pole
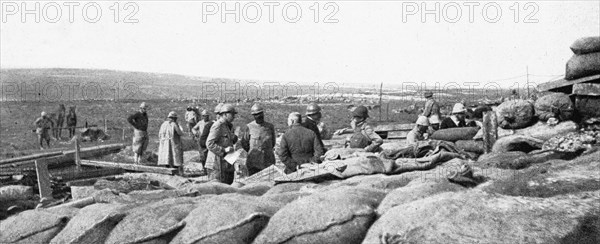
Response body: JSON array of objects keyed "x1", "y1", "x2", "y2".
[
  {"x1": 526, "y1": 66, "x2": 530, "y2": 99},
  {"x1": 379, "y1": 83, "x2": 383, "y2": 122}
]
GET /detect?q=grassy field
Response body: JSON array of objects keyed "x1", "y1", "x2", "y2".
[{"x1": 1, "y1": 68, "x2": 520, "y2": 159}]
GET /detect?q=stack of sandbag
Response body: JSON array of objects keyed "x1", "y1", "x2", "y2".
[
  {"x1": 253, "y1": 186, "x2": 386, "y2": 244},
  {"x1": 496, "y1": 99, "x2": 535, "y2": 129},
  {"x1": 566, "y1": 36, "x2": 600, "y2": 80},
  {"x1": 0, "y1": 207, "x2": 79, "y2": 243},
  {"x1": 534, "y1": 93, "x2": 574, "y2": 122},
  {"x1": 429, "y1": 126, "x2": 480, "y2": 142}
]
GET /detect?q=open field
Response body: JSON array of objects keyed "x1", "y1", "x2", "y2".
[{"x1": 1, "y1": 68, "x2": 519, "y2": 159}]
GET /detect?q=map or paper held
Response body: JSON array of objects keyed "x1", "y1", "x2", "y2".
[{"x1": 224, "y1": 149, "x2": 242, "y2": 165}]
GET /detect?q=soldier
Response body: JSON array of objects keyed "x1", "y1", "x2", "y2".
[
  {"x1": 406, "y1": 116, "x2": 430, "y2": 144},
  {"x1": 278, "y1": 112, "x2": 324, "y2": 174},
  {"x1": 302, "y1": 103, "x2": 325, "y2": 149},
  {"x1": 192, "y1": 109, "x2": 211, "y2": 175},
  {"x1": 157, "y1": 111, "x2": 185, "y2": 175},
  {"x1": 421, "y1": 91, "x2": 441, "y2": 131},
  {"x1": 206, "y1": 103, "x2": 238, "y2": 184},
  {"x1": 335, "y1": 105, "x2": 383, "y2": 152},
  {"x1": 240, "y1": 104, "x2": 277, "y2": 175},
  {"x1": 127, "y1": 102, "x2": 149, "y2": 164},
  {"x1": 440, "y1": 103, "x2": 468, "y2": 130},
  {"x1": 185, "y1": 105, "x2": 199, "y2": 136},
  {"x1": 34, "y1": 111, "x2": 54, "y2": 150}
]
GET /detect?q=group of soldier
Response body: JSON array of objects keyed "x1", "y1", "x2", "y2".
[
  {"x1": 407, "y1": 91, "x2": 492, "y2": 144},
  {"x1": 126, "y1": 101, "x2": 384, "y2": 185}
]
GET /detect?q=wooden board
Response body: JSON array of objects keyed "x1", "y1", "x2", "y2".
[
  {"x1": 387, "y1": 130, "x2": 409, "y2": 139},
  {"x1": 35, "y1": 160, "x2": 54, "y2": 200},
  {"x1": 537, "y1": 74, "x2": 600, "y2": 92},
  {"x1": 573, "y1": 83, "x2": 600, "y2": 96},
  {"x1": 373, "y1": 123, "x2": 415, "y2": 132},
  {"x1": 80, "y1": 160, "x2": 177, "y2": 175}
]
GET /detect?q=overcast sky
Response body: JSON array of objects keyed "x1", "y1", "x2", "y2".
[{"x1": 1, "y1": 1, "x2": 599, "y2": 88}]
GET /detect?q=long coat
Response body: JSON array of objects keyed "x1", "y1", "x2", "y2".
[
  {"x1": 277, "y1": 124, "x2": 324, "y2": 173},
  {"x1": 157, "y1": 120, "x2": 184, "y2": 166},
  {"x1": 240, "y1": 121, "x2": 276, "y2": 172},
  {"x1": 206, "y1": 119, "x2": 237, "y2": 174}
]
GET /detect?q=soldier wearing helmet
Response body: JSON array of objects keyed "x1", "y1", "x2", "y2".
[
  {"x1": 421, "y1": 91, "x2": 441, "y2": 131},
  {"x1": 206, "y1": 103, "x2": 239, "y2": 184},
  {"x1": 191, "y1": 109, "x2": 212, "y2": 175},
  {"x1": 439, "y1": 103, "x2": 468, "y2": 130},
  {"x1": 240, "y1": 103, "x2": 277, "y2": 175},
  {"x1": 127, "y1": 102, "x2": 150, "y2": 164},
  {"x1": 334, "y1": 105, "x2": 383, "y2": 152},
  {"x1": 34, "y1": 111, "x2": 54, "y2": 150},
  {"x1": 302, "y1": 103, "x2": 325, "y2": 149},
  {"x1": 406, "y1": 115, "x2": 431, "y2": 144},
  {"x1": 185, "y1": 105, "x2": 199, "y2": 136},
  {"x1": 158, "y1": 111, "x2": 185, "y2": 175}
]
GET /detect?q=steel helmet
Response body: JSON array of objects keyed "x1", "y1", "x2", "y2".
[
  {"x1": 416, "y1": 116, "x2": 430, "y2": 126},
  {"x1": 214, "y1": 103, "x2": 224, "y2": 113},
  {"x1": 452, "y1": 103, "x2": 467, "y2": 114},
  {"x1": 200, "y1": 109, "x2": 209, "y2": 116},
  {"x1": 41, "y1": 111, "x2": 47, "y2": 117},
  {"x1": 250, "y1": 103, "x2": 264, "y2": 115},
  {"x1": 424, "y1": 91, "x2": 433, "y2": 98},
  {"x1": 305, "y1": 103, "x2": 322, "y2": 115},
  {"x1": 352, "y1": 105, "x2": 369, "y2": 118},
  {"x1": 140, "y1": 102, "x2": 149, "y2": 109},
  {"x1": 219, "y1": 103, "x2": 237, "y2": 114},
  {"x1": 167, "y1": 111, "x2": 178, "y2": 118}
]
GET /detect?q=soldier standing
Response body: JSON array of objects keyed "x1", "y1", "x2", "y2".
[
  {"x1": 34, "y1": 111, "x2": 54, "y2": 150},
  {"x1": 240, "y1": 104, "x2": 276, "y2": 175},
  {"x1": 157, "y1": 111, "x2": 185, "y2": 175},
  {"x1": 421, "y1": 91, "x2": 441, "y2": 131},
  {"x1": 302, "y1": 103, "x2": 325, "y2": 149},
  {"x1": 278, "y1": 112, "x2": 324, "y2": 174},
  {"x1": 206, "y1": 103, "x2": 238, "y2": 184},
  {"x1": 192, "y1": 109, "x2": 211, "y2": 175},
  {"x1": 127, "y1": 102, "x2": 149, "y2": 164}
]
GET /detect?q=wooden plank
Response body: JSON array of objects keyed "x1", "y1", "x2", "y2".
[
  {"x1": 0, "y1": 151, "x2": 63, "y2": 165},
  {"x1": 387, "y1": 130, "x2": 409, "y2": 139},
  {"x1": 573, "y1": 83, "x2": 600, "y2": 96},
  {"x1": 0, "y1": 143, "x2": 127, "y2": 169},
  {"x1": 35, "y1": 160, "x2": 54, "y2": 200},
  {"x1": 373, "y1": 123, "x2": 415, "y2": 132},
  {"x1": 537, "y1": 74, "x2": 600, "y2": 92},
  {"x1": 80, "y1": 160, "x2": 177, "y2": 175}
]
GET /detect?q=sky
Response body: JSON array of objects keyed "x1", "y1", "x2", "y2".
[{"x1": 1, "y1": 0, "x2": 599, "y2": 89}]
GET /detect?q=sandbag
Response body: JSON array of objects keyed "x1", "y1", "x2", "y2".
[
  {"x1": 0, "y1": 185, "x2": 33, "y2": 202},
  {"x1": 237, "y1": 181, "x2": 274, "y2": 196},
  {"x1": 543, "y1": 131, "x2": 598, "y2": 153},
  {"x1": 104, "y1": 198, "x2": 197, "y2": 244},
  {"x1": 180, "y1": 182, "x2": 238, "y2": 195},
  {"x1": 570, "y1": 36, "x2": 600, "y2": 55},
  {"x1": 454, "y1": 140, "x2": 485, "y2": 154},
  {"x1": 476, "y1": 151, "x2": 526, "y2": 168},
  {"x1": 430, "y1": 126, "x2": 480, "y2": 142},
  {"x1": 325, "y1": 174, "x2": 415, "y2": 192},
  {"x1": 492, "y1": 135, "x2": 544, "y2": 153},
  {"x1": 50, "y1": 203, "x2": 129, "y2": 244},
  {"x1": 253, "y1": 187, "x2": 386, "y2": 244},
  {"x1": 566, "y1": 52, "x2": 600, "y2": 80},
  {"x1": 535, "y1": 93, "x2": 574, "y2": 121},
  {"x1": 263, "y1": 182, "x2": 319, "y2": 195},
  {"x1": 261, "y1": 191, "x2": 311, "y2": 204},
  {"x1": 363, "y1": 190, "x2": 600, "y2": 243},
  {"x1": 170, "y1": 194, "x2": 283, "y2": 244},
  {"x1": 496, "y1": 100, "x2": 535, "y2": 129},
  {"x1": 377, "y1": 179, "x2": 466, "y2": 216},
  {"x1": 514, "y1": 121, "x2": 578, "y2": 141},
  {"x1": 0, "y1": 208, "x2": 78, "y2": 244}
]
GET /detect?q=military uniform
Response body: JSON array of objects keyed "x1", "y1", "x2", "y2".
[
  {"x1": 127, "y1": 111, "x2": 149, "y2": 155},
  {"x1": 277, "y1": 124, "x2": 324, "y2": 174},
  {"x1": 206, "y1": 118, "x2": 238, "y2": 184},
  {"x1": 240, "y1": 121, "x2": 276, "y2": 175},
  {"x1": 157, "y1": 120, "x2": 184, "y2": 167},
  {"x1": 34, "y1": 116, "x2": 54, "y2": 148},
  {"x1": 348, "y1": 120, "x2": 383, "y2": 152},
  {"x1": 422, "y1": 97, "x2": 441, "y2": 130},
  {"x1": 302, "y1": 117, "x2": 324, "y2": 148}
]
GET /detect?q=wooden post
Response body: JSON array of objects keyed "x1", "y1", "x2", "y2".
[
  {"x1": 379, "y1": 83, "x2": 383, "y2": 122},
  {"x1": 482, "y1": 111, "x2": 498, "y2": 154},
  {"x1": 74, "y1": 136, "x2": 81, "y2": 170},
  {"x1": 122, "y1": 128, "x2": 125, "y2": 141},
  {"x1": 34, "y1": 160, "x2": 53, "y2": 200},
  {"x1": 104, "y1": 117, "x2": 108, "y2": 133},
  {"x1": 386, "y1": 103, "x2": 390, "y2": 121}
]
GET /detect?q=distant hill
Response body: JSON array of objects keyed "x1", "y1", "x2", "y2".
[{"x1": 0, "y1": 68, "x2": 230, "y2": 101}]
